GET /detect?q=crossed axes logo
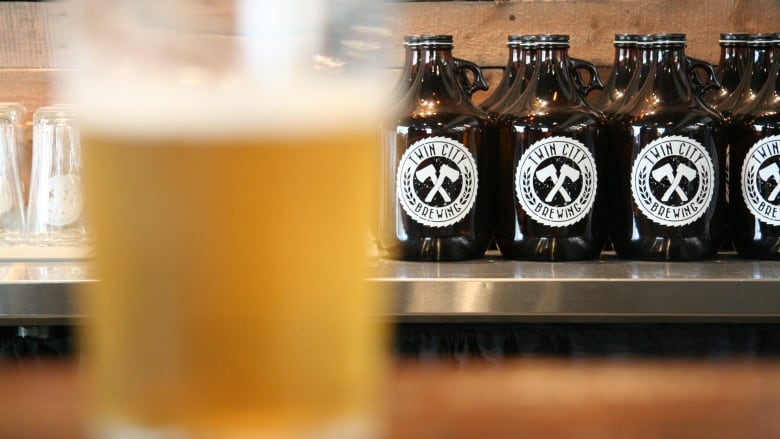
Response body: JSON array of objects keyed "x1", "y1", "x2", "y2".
[
  {"x1": 535, "y1": 163, "x2": 581, "y2": 203},
  {"x1": 415, "y1": 163, "x2": 459, "y2": 203},
  {"x1": 758, "y1": 162, "x2": 780, "y2": 202},
  {"x1": 651, "y1": 162, "x2": 697, "y2": 203}
]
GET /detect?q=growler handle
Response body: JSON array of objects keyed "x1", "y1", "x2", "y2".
[
  {"x1": 686, "y1": 56, "x2": 722, "y2": 96},
  {"x1": 570, "y1": 57, "x2": 605, "y2": 97},
  {"x1": 453, "y1": 58, "x2": 490, "y2": 97}
]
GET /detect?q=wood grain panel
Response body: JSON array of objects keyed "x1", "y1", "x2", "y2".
[
  {"x1": 0, "y1": 2, "x2": 73, "y2": 69},
  {"x1": 389, "y1": 0, "x2": 780, "y2": 67},
  {"x1": 0, "y1": 1, "x2": 778, "y2": 70},
  {"x1": 0, "y1": 69, "x2": 66, "y2": 112}
]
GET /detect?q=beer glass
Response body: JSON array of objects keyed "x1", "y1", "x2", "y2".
[
  {"x1": 72, "y1": 1, "x2": 388, "y2": 437},
  {"x1": 27, "y1": 105, "x2": 90, "y2": 246},
  {"x1": 0, "y1": 111, "x2": 25, "y2": 245}
]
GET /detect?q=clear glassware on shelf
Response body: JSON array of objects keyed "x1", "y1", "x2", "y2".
[
  {"x1": 27, "y1": 105, "x2": 90, "y2": 246},
  {"x1": 0, "y1": 109, "x2": 27, "y2": 245}
]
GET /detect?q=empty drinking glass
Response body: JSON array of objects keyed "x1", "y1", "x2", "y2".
[
  {"x1": 27, "y1": 105, "x2": 89, "y2": 246},
  {"x1": 0, "y1": 112, "x2": 26, "y2": 245}
]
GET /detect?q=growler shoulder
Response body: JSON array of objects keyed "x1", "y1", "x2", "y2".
[
  {"x1": 503, "y1": 109, "x2": 602, "y2": 131},
  {"x1": 624, "y1": 108, "x2": 721, "y2": 128},
  {"x1": 405, "y1": 111, "x2": 488, "y2": 129},
  {"x1": 751, "y1": 115, "x2": 780, "y2": 128}
]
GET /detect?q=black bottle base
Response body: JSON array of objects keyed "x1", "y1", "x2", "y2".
[
  {"x1": 612, "y1": 236, "x2": 721, "y2": 261},
  {"x1": 385, "y1": 236, "x2": 491, "y2": 261},
  {"x1": 733, "y1": 237, "x2": 780, "y2": 260},
  {"x1": 496, "y1": 236, "x2": 604, "y2": 261}
]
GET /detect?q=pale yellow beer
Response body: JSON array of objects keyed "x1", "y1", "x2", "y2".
[
  {"x1": 82, "y1": 124, "x2": 382, "y2": 436},
  {"x1": 74, "y1": 1, "x2": 387, "y2": 434}
]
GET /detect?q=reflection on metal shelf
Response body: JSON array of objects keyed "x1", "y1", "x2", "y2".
[
  {"x1": 0, "y1": 247, "x2": 94, "y2": 325},
  {"x1": 0, "y1": 245, "x2": 94, "y2": 262},
  {"x1": 0, "y1": 281, "x2": 91, "y2": 325},
  {"x1": 0, "y1": 251, "x2": 779, "y2": 324},
  {"x1": 370, "y1": 252, "x2": 780, "y2": 322}
]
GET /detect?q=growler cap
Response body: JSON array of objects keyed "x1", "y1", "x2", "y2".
[
  {"x1": 419, "y1": 35, "x2": 454, "y2": 47},
  {"x1": 507, "y1": 34, "x2": 537, "y2": 47},
  {"x1": 536, "y1": 34, "x2": 569, "y2": 47},
  {"x1": 614, "y1": 34, "x2": 640, "y2": 45},
  {"x1": 652, "y1": 33, "x2": 686, "y2": 47},
  {"x1": 748, "y1": 33, "x2": 775, "y2": 46},
  {"x1": 636, "y1": 34, "x2": 655, "y2": 46},
  {"x1": 403, "y1": 35, "x2": 421, "y2": 46},
  {"x1": 719, "y1": 33, "x2": 750, "y2": 45}
]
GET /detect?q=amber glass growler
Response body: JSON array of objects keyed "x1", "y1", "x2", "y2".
[
  {"x1": 603, "y1": 34, "x2": 654, "y2": 119},
  {"x1": 729, "y1": 35, "x2": 780, "y2": 259},
  {"x1": 704, "y1": 33, "x2": 750, "y2": 107},
  {"x1": 608, "y1": 34, "x2": 726, "y2": 260},
  {"x1": 495, "y1": 34, "x2": 607, "y2": 260},
  {"x1": 719, "y1": 34, "x2": 776, "y2": 116},
  {"x1": 481, "y1": 35, "x2": 536, "y2": 114},
  {"x1": 379, "y1": 35, "x2": 494, "y2": 261},
  {"x1": 385, "y1": 35, "x2": 421, "y2": 105},
  {"x1": 590, "y1": 34, "x2": 640, "y2": 110},
  {"x1": 387, "y1": 35, "x2": 486, "y2": 106}
]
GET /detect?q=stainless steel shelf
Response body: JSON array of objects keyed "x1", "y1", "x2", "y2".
[
  {"x1": 0, "y1": 247, "x2": 94, "y2": 325},
  {"x1": 1, "y1": 250, "x2": 780, "y2": 324},
  {"x1": 370, "y1": 252, "x2": 780, "y2": 322}
]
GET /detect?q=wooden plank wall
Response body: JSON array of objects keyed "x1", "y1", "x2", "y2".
[
  {"x1": 388, "y1": 0, "x2": 780, "y2": 103},
  {"x1": 1, "y1": 1, "x2": 779, "y2": 127}
]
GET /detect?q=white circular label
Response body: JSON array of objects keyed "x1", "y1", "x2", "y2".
[
  {"x1": 396, "y1": 136, "x2": 478, "y2": 228},
  {"x1": 515, "y1": 136, "x2": 597, "y2": 227},
  {"x1": 741, "y1": 135, "x2": 780, "y2": 225},
  {"x1": 46, "y1": 174, "x2": 84, "y2": 227},
  {"x1": 631, "y1": 135, "x2": 714, "y2": 227}
]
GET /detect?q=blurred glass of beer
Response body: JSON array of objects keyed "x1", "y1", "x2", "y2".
[{"x1": 72, "y1": 1, "x2": 388, "y2": 437}]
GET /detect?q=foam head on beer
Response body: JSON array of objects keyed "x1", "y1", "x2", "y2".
[{"x1": 71, "y1": 1, "x2": 390, "y2": 437}]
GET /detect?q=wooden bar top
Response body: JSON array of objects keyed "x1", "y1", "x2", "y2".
[{"x1": 0, "y1": 359, "x2": 778, "y2": 438}]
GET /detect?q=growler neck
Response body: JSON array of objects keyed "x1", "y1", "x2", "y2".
[
  {"x1": 524, "y1": 46, "x2": 583, "y2": 108},
  {"x1": 481, "y1": 44, "x2": 531, "y2": 111},
  {"x1": 641, "y1": 44, "x2": 694, "y2": 107},
  {"x1": 401, "y1": 44, "x2": 422, "y2": 83},
  {"x1": 633, "y1": 40, "x2": 655, "y2": 80},
  {"x1": 720, "y1": 43, "x2": 777, "y2": 114},
  {"x1": 610, "y1": 35, "x2": 640, "y2": 90},
  {"x1": 720, "y1": 45, "x2": 749, "y2": 67},
  {"x1": 501, "y1": 46, "x2": 527, "y2": 83},
  {"x1": 414, "y1": 45, "x2": 470, "y2": 107},
  {"x1": 614, "y1": 45, "x2": 639, "y2": 85},
  {"x1": 748, "y1": 45, "x2": 776, "y2": 88},
  {"x1": 592, "y1": 43, "x2": 638, "y2": 107},
  {"x1": 421, "y1": 45, "x2": 454, "y2": 61},
  {"x1": 535, "y1": 46, "x2": 574, "y2": 81},
  {"x1": 537, "y1": 46, "x2": 570, "y2": 63},
  {"x1": 615, "y1": 45, "x2": 638, "y2": 65},
  {"x1": 733, "y1": 46, "x2": 780, "y2": 118},
  {"x1": 507, "y1": 45, "x2": 523, "y2": 65},
  {"x1": 716, "y1": 33, "x2": 750, "y2": 81},
  {"x1": 717, "y1": 45, "x2": 748, "y2": 92},
  {"x1": 742, "y1": 35, "x2": 776, "y2": 87},
  {"x1": 654, "y1": 44, "x2": 686, "y2": 63},
  {"x1": 520, "y1": 49, "x2": 538, "y2": 84},
  {"x1": 602, "y1": 38, "x2": 654, "y2": 115},
  {"x1": 506, "y1": 35, "x2": 536, "y2": 77}
]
